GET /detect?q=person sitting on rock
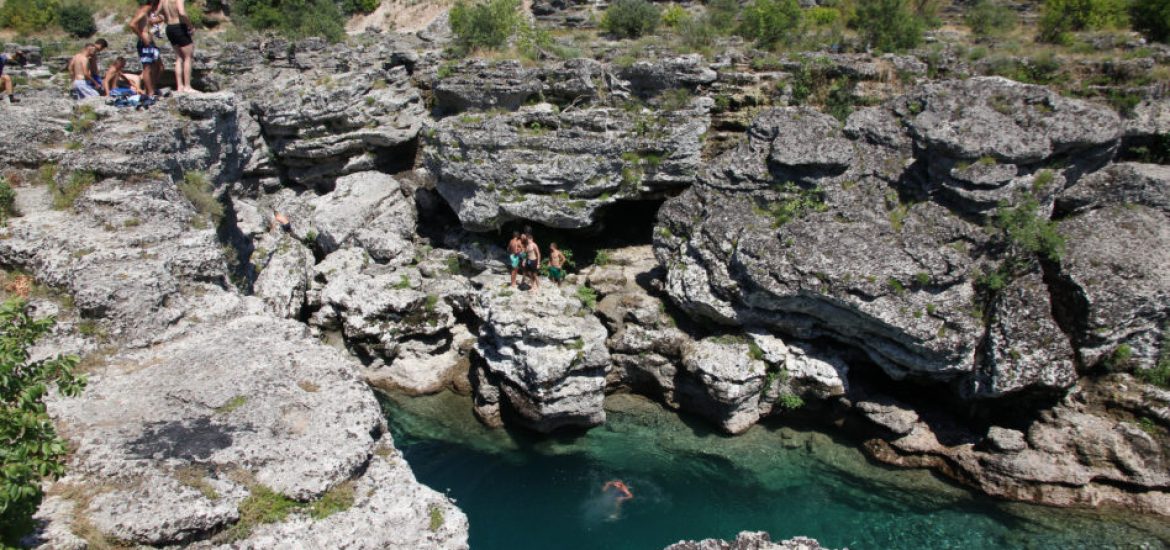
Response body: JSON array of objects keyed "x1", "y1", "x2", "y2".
[
  {"x1": 88, "y1": 38, "x2": 108, "y2": 95},
  {"x1": 507, "y1": 231, "x2": 524, "y2": 288},
  {"x1": 524, "y1": 232, "x2": 541, "y2": 290},
  {"x1": 102, "y1": 57, "x2": 143, "y2": 96},
  {"x1": 0, "y1": 50, "x2": 27, "y2": 104},
  {"x1": 548, "y1": 242, "x2": 567, "y2": 285},
  {"x1": 68, "y1": 44, "x2": 101, "y2": 99}
]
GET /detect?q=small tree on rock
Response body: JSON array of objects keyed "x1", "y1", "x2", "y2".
[
  {"x1": 602, "y1": 0, "x2": 661, "y2": 39},
  {"x1": 0, "y1": 298, "x2": 86, "y2": 546},
  {"x1": 855, "y1": 0, "x2": 924, "y2": 52}
]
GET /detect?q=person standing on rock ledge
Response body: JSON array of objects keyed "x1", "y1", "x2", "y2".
[
  {"x1": 507, "y1": 231, "x2": 525, "y2": 288},
  {"x1": 130, "y1": 0, "x2": 164, "y2": 98},
  {"x1": 524, "y1": 232, "x2": 541, "y2": 290},
  {"x1": 159, "y1": 0, "x2": 198, "y2": 94},
  {"x1": 548, "y1": 242, "x2": 567, "y2": 285}
]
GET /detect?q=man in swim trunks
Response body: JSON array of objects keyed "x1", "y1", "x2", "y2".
[
  {"x1": 602, "y1": 480, "x2": 633, "y2": 502},
  {"x1": 548, "y1": 242, "x2": 567, "y2": 285},
  {"x1": 88, "y1": 38, "x2": 108, "y2": 95},
  {"x1": 507, "y1": 231, "x2": 524, "y2": 288},
  {"x1": 68, "y1": 44, "x2": 100, "y2": 99},
  {"x1": 130, "y1": 0, "x2": 164, "y2": 98},
  {"x1": 102, "y1": 57, "x2": 143, "y2": 96},
  {"x1": 0, "y1": 50, "x2": 27, "y2": 103},
  {"x1": 524, "y1": 232, "x2": 541, "y2": 290},
  {"x1": 159, "y1": 0, "x2": 197, "y2": 94}
]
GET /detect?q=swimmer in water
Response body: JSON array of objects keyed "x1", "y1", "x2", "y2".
[{"x1": 602, "y1": 480, "x2": 633, "y2": 502}]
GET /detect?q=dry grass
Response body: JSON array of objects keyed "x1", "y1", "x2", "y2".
[{"x1": 47, "y1": 480, "x2": 137, "y2": 550}]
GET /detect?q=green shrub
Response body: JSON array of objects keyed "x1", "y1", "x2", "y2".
[
  {"x1": 0, "y1": 298, "x2": 86, "y2": 546},
  {"x1": 576, "y1": 285, "x2": 598, "y2": 310},
  {"x1": 778, "y1": 393, "x2": 805, "y2": 410},
  {"x1": 57, "y1": 2, "x2": 96, "y2": 37},
  {"x1": 1132, "y1": 0, "x2": 1170, "y2": 42},
  {"x1": 661, "y1": 3, "x2": 691, "y2": 28},
  {"x1": 341, "y1": 0, "x2": 381, "y2": 14},
  {"x1": 704, "y1": 0, "x2": 741, "y2": 33},
  {"x1": 965, "y1": 0, "x2": 1017, "y2": 38},
  {"x1": 188, "y1": 2, "x2": 206, "y2": 28},
  {"x1": 602, "y1": 0, "x2": 661, "y2": 38},
  {"x1": 994, "y1": 195, "x2": 1065, "y2": 262},
  {"x1": 1038, "y1": 0, "x2": 1130, "y2": 44},
  {"x1": 594, "y1": 249, "x2": 612, "y2": 266},
  {"x1": 0, "y1": 0, "x2": 59, "y2": 35},
  {"x1": 0, "y1": 179, "x2": 16, "y2": 224},
  {"x1": 235, "y1": 0, "x2": 345, "y2": 41},
  {"x1": 855, "y1": 0, "x2": 924, "y2": 52},
  {"x1": 449, "y1": 0, "x2": 521, "y2": 51},
  {"x1": 738, "y1": 0, "x2": 802, "y2": 48}
]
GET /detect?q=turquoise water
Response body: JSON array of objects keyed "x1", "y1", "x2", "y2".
[{"x1": 383, "y1": 392, "x2": 1170, "y2": 549}]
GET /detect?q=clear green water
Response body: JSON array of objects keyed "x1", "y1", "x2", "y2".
[{"x1": 383, "y1": 392, "x2": 1170, "y2": 550}]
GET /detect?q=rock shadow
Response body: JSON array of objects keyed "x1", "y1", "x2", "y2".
[{"x1": 126, "y1": 416, "x2": 243, "y2": 461}]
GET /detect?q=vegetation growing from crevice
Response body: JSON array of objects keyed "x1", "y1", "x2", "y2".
[
  {"x1": 0, "y1": 179, "x2": 18, "y2": 225},
  {"x1": 753, "y1": 183, "x2": 828, "y2": 228},
  {"x1": 50, "y1": 171, "x2": 95, "y2": 211},
  {"x1": 179, "y1": 172, "x2": 225, "y2": 230},
  {"x1": 0, "y1": 298, "x2": 86, "y2": 546},
  {"x1": 222, "y1": 481, "x2": 356, "y2": 541}
]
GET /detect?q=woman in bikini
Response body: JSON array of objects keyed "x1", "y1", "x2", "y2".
[{"x1": 159, "y1": 0, "x2": 197, "y2": 94}]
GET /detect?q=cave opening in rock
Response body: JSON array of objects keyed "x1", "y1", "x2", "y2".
[{"x1": 497, "y1": 199, "x2": 665, "y2": 269}]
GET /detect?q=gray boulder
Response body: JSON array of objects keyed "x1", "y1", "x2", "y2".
[
  {"x1": 309, "y1": 171, "x2": 417, "y2": 264},
  {"x1": 665, "y1": 532, "x2": 825, "y2": 550},
  {"x1": 471, "y1": 277, "x2": 611, "y2": 432}
]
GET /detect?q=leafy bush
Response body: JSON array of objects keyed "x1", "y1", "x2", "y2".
[
  {"x1": 661, "y1": 3, "x2": 691, "y2": 28},
  {"x1": 449, "y1": 0, "x2": 522, "y2": 51},
  {"x1": 855, "y1": 0, "x2": 924, "y2": 52},
  {"x1": 235, "y1": 0, "x2": 345, "y2": 41},
  {"x1": 1131, "y1": 0, "x2": 1170, "y2": 43},
  {"x1": 0, "y1": 179, "x2": 16, "y2": 225},
  {"x1": 341, "y1": 0, "x2": 381, "y2": 14},
  {"x1": 994, "y1": 195, "x2": 1065, "y2": 262},
  {"x1": 738, "y1": 0, "x2": 802, "y2": 48},
  {"x1": 602, "y1": 0, "x2": 661, "y2": 38},
  {"x1": 57, "y1": 2, "x2": 95, "y2": 37},
  {"x1": 576, "y1": 285, "x2": 598, "y2": 310},
  {"x1": 1038, "y1": 0, "x2": 1130, "y2": 43},
  {"x1": 0, "y1": 298, "x2": 85, "y2": 546},
  {"x1": 0, "y1": 0, "x2": 59, "y2": 35},
  {"x1": 806, "y1": 6, "x2": 841, "y2": 26},
  {"x1": 187, "y1": 2, "x2": 206, "y2": 28},
  {"x1": 704, "y1": 0, "x2": 741, "y2": 33},
  {"x1": 965, "y1": 0, "x2": 1017, "y2": 38}
]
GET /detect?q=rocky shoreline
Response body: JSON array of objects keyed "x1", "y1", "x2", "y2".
[{"x1": 1, "y1": 4, "x2": 1169, "y2": 546}]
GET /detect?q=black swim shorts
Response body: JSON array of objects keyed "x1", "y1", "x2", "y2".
[{"x1": 165, "y1": 24, "x2": 193, "y2": 48}]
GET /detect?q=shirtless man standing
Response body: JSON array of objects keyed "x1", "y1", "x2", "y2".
[
  {"x1": 507, "y1": 231, "x2": 524, "y2": 288},
  {"x1": 130, "y1": 0, "x2": 164, "y2": 97},
  {"x1": 68, "y1": 44, "x2": 100, "y2": 99},
  {"x1": 159, "y1": 0, "x2": 196, "y2": 93},
  {"x1": 524, "y1": 232, "x2": 541, "y2": 290}
]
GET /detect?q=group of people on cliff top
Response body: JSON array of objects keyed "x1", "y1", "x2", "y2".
[
  {"x1": 507, "y1": 227, "x2": 567, "y2": 290},
  {"x1": 66, "y1": 0, "x2": 198, "y2": 101}
]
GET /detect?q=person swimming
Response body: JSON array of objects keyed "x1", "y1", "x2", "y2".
[{"x1": 601, "y1": 479, "x2": 633, "y2": 519}]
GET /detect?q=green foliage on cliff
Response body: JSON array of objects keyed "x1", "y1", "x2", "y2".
[
  {"x1": 602, "y1": 0, "x2": 661, "y2": 38},
  {"x1": 0, "y1": 298, "x2": 86, "y2": 546},
  {"x1": 1131, "y1": 0, "x2": 1170, "y2": 42},
  {"x1": 993, "y1": 195, "x2": 1065, "y2": 262},
  {"x1": 450, "y1": 0, "x2": 522, "y2": 51},
  {"x1": 235, "y1": 0, "x2": 346, "y2": 42},
  {"x1": 0, "y1": 0, "x2": 59, "y2": 35},
  {"x1": 1038, "y1": 0, "x2": 1131, "y2": 43},
  {"x1": 964, "y1": 0, "x2": 1017, "y2": 38},
  {"x1": 58, "y1": 3, "x2": 96, "y2": 37},
  {"x1": 854, "y1": 0, "x2": 924, "y2": 52},
  {"x1": 738, "y1": 0, "x2": 803, "y2": 48}
]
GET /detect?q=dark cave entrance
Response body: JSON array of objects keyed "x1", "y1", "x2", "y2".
[{"x1": 497, "y1": 199, "x2": 665, "y2": 269}]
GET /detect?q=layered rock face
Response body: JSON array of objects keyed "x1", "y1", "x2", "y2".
[
  {"x1": 653, "y1": 78, "x2": 1140, "y2": 399},
  {"x1": 654, "y1": 77, "x2": 1170, "y2": 511},
  {"x1": 424, "y1": 57, "x2": 711, "y2": 231}
]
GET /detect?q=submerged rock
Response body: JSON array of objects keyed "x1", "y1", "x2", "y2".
[{"x1": 665, "y1": 531, "x2": 825, "y2": 550}]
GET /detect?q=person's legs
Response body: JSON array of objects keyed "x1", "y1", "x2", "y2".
[
  {"x1": 180, "y1": 43, "x2": 194, "y2": 92},
  {"x1": 171, "y1": 45, "x2": 184, "y2": 92},
  {"x1": 1, "y1": 74, "x2": 11, "y2": 95}
]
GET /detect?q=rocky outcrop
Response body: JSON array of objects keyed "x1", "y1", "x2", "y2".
[
  {"x1": 666, "y1": 532, "x2": 825, "y2": 550},
  {"x1": 425, "y1": 101, "x2": 710, "y2": 230},
  {"x1": 653, "y1": 79, "x2": 1136, "y2": 402},
  {"x1": 470, "y1": 277, "x2": 611, "y2": 432},
  {"x1": 1051, "y1": 163, "x2": 1170, "y2": 372},
  {"x1": 860, "y1": 375, "x2": 1170, "y2": 515}
]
